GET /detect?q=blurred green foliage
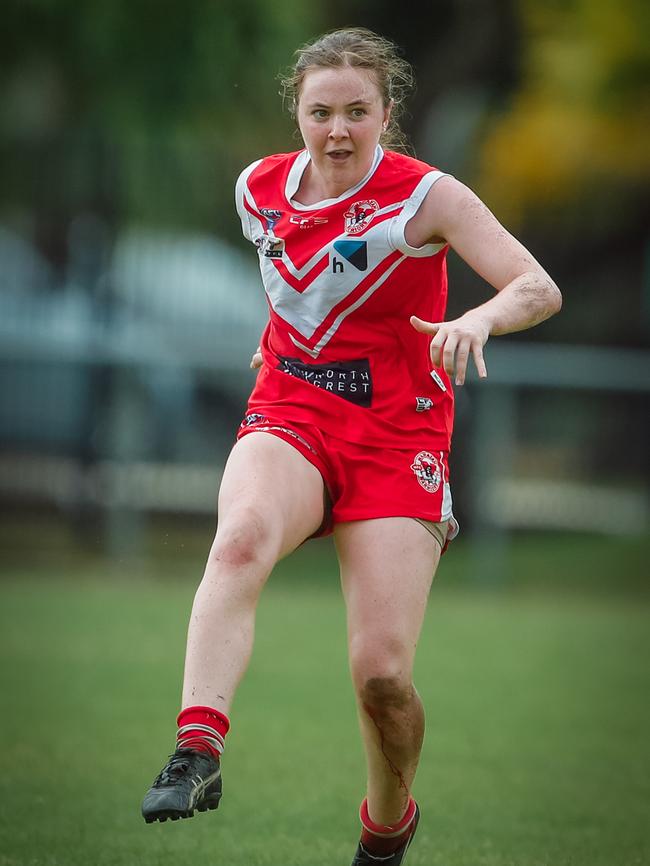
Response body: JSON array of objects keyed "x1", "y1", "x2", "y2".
[
  {"x1": 3, "y1": 0, "x2": 322, "y2": 144},
  {"x1": 2, "y1": 0, "x2": 649, "y2": 342},
  {"x1": 478, "y1": 0, "x2": 650, "y2": 227}
]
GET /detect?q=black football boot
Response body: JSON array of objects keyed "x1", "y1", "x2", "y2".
[{"x1": 141, "y1": 748, "x2": 222, "y2": 823}]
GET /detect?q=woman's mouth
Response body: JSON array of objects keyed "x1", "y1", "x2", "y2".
[{"x1": 326, "y1": 150, "x2": 352, "y2": 161}]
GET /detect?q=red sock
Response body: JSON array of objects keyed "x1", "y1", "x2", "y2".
[
  {"x1": 359, "y1": 797, "x2": 417, "y2": 856},
  {"x1": 176, "y1": 705, "x2": 230, "y2": 759}
]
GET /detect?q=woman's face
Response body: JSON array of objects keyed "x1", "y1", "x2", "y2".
[{"x1": 296, "y1": 65, "x2": 390, "y2": 191}]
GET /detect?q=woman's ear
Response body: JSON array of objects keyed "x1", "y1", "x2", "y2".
[{"x1": 383, "y1": 99, "x2": 394, "y2": 131}]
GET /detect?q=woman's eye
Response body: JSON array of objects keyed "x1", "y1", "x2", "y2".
[
  {"x1": 313, "y1": 109, "x2": 328, "y2": 119},
  {"x1": 351, "y1": 108, "x2": 366, "y2": 118}
]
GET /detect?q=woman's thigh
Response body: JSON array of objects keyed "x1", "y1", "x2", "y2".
[
  {"x1": 216, "y1": 431, "x2": 327, "y2": 560},
  {"x1": 334, "y1": 517, "x2": 441, "y2": 680}
]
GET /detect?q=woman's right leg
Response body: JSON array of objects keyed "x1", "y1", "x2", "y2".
[
  {"x1": 141, "y1": 431, "x2": 326, "y2": 824},
  {"x1": 181, "y1": 431, "x2": 326, "y2": 714}
]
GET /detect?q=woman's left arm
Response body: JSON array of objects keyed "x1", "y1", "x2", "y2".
[{"x1": 408, "y1": 177, "x2": 562, "y2": 385}]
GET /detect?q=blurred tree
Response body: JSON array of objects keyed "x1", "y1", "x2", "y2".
[
  {"x1": 476, "y1": 0, "x2": 650, "y2": 228},
  {"x1": 1, "y1": 0, "x2": 324, "y2": 244},
  {"x1": 2, "y1": 0, "x2": 648, "y2": 343},
  {"x1": 472, "y1": 0, "x2": 650, "y2": 346},
  {"x1": 322, "y1": 0, "x2": 521, "y2": 176}
]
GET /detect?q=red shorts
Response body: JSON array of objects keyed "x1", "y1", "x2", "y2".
[{"x1": 237, "y1": 412, "x2": 458, "y2": 540}]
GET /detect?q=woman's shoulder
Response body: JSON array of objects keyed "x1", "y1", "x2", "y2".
[
  {"x1": 382, "y1": 148, "x2": 442, "y2": 177},
  {"x1": 237, "y1": 150, "x2": 303, "y2": 182}
]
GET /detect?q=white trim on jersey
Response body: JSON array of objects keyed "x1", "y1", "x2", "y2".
[
  {"x1": 235, "y1": 159, "x2": 263, "y2": 241},
  {"x1": 388, "y1": 171, "x2": 451, "y2": 257},
  {"x1": 439, "y1": 451, "x2": 456, "y2": 529},
  {"x1": 286, "y1": 145, "x2": 385, "y2": 210}
]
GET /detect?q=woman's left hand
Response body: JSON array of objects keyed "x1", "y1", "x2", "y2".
[{"x1": 410, "y1": 313, "x2": 490, "y2": 386}]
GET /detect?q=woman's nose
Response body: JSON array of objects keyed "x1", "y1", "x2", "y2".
[{"x1": 328, "y1": 115, "x2": 349, "y2": 139}]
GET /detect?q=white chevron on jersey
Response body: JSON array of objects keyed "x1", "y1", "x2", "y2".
[
  {"x1": 289, "y1": 253, "x2": 405, "y2": 358},
  {"x1": 261, "y1": 218, "x2": 404, "y2": 344},
  {"x1": 235, "y1": 151, "x2": 450, "y2": 357}
]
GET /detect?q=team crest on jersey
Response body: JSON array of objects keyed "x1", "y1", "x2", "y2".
[
  {"x1": 260, "y1": 208, "x2": 283, "y2": 231},
  {"x1": 257, "y1": 235, "x2": 285, "y2": 258},
  {"x1": 410, "y1": 451, "x2": 441, "y2": 493},
  {"x1": 344, "y1": 199, "x2": 379, "y2": 235}
]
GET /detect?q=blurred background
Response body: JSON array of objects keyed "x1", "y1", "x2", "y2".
[
  {"x1": 1, "y1": 0, "x2": 648, "y2": 572},
  {"x1": 1, "y1": 0, "x2": 648, "y2": 570},
  {"x1": 1, "y1": 3, "x2": 649, "y2": 865}
]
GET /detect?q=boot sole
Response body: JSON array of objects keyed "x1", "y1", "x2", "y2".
[{"x1": 143, "y1": 795, "x2": 221, "y2": 824}]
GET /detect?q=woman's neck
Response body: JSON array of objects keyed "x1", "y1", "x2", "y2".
[{"x1": 293, "y1": 152, "x2": 375, "y2": 205}]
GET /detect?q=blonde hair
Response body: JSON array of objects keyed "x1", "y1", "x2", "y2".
[{"x1": 280, "y1": 28, "x2": 415, "y2": 153}]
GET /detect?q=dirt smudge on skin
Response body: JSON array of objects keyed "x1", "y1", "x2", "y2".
[{"x1": 363, "y1": 701, "x2": 410, "y2": 797}]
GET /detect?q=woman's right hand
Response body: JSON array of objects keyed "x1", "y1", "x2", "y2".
[{"x1": 250, "y1": 346, "x2": 263, "y2": 369}]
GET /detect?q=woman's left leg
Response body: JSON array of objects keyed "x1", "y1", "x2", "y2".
[{"x1": 335, "y1": 517, "x2": 441, "y2": 827}]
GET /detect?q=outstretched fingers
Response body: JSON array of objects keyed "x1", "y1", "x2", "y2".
[
  {"x1": 410, "y1": 315, "x2": 489, "y2": 385},
  {"x1": 472, "y1": 339, "x2": 488, "y2": 381}
]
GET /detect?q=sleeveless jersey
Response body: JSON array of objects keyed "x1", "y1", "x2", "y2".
[{"x1": 235, "y1": 145, "x2": 454, "y2": 450}]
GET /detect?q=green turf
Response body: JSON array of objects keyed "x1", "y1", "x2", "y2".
[{"x1": 0, "y1": 534, "x2": 649, "y2": 865}]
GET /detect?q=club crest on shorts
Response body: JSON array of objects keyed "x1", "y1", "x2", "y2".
[
  {"x1": 410, "y1": 451, "x2": 441, "y2": 493},
  {"x1": 344, "y1": 199, "x2": 379, "y2": 235}
]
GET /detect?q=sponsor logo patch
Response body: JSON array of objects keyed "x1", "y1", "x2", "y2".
[
  {"x1": 344, "y1": 199, "x2": 379, "y2": 235},
  {"x1": 257, "y1": 235, "x2": 285, "y2": 258},
  {"x1": 289, "y1": 216, "x2": 329, "y2": 229},
  {"x1": 278, "y1": 357, "x2": 372, "y2": 407},
  {"x1": 332, "y1": 240, "x2": 367, "y2": 271},
  {"x1": 415, "y1": 397, "x2": 434, "y2": 412},
  {"x1": 410, "y1": 451, "x2": 441, "y2": 493},
  {"x1": 430, "y1": 369, "x2": 447, "y2": 392}
]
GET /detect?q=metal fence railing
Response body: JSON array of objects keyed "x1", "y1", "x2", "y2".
[{"x1": 1, "y1": 223, "x2": 648, "y2": 558}]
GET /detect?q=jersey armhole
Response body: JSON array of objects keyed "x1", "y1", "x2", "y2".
[
  {"x1": 235, "y1": 159, "x2": 263, "y2": 242},
  {"x1": 388, "y1": 170, "x2": 452, "y2": 257}
]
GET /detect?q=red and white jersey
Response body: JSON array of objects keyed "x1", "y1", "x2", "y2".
[{"x1": 235, "y1": 145, "x2": 454, "y2": 450}]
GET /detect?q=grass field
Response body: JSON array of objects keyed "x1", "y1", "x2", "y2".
[{"x1": 1, "y1": 527, "x2": 649, "y2": 866}]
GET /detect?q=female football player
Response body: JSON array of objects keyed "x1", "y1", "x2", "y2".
[{"x1": 141, "y1": 28, "x2": 561, "y2": 865}]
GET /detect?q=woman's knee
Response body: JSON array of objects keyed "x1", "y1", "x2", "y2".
[
  {"x1": 208, "y1": 506, "x2": 280, "y2": 572},
  {"x1": 349, "y1": 639, "x2": 414, "y2": 710},
  {"x1": 359, "y1": 675, "x2": 414, "y2": 714}
]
